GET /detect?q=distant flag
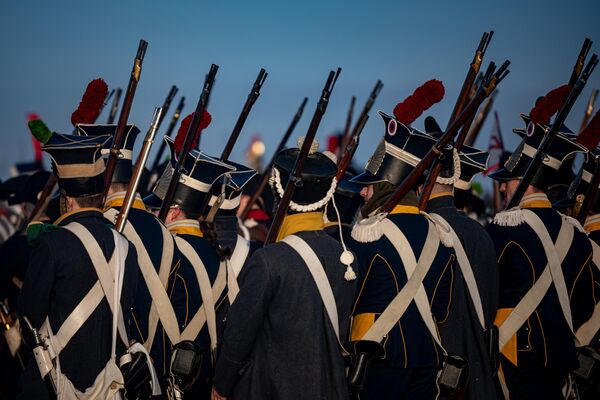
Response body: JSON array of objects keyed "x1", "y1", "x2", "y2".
[
  {"x1": 27, "y1": 113, "x2": 43, "y2": 164},
  {"x1": 484, "y1": 111, "x2": 504, "y2": 175}
]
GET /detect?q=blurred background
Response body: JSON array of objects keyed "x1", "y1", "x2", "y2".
[{"x1": 1, "y1": 0, "x2": 600, "y2": 193}]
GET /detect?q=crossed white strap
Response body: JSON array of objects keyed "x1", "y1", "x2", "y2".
[
  {"x1": 359, "y1": 219, "x2": 443, "y2": 350},
  {"x1": 224, "y1": 235, "x2": 250, "y2": 304},
  {"x1": 43, "y1": 223, "x2": 128, "y2": 358},
  {"x1": 576, "y1": 240, "x2": 600, "y2": 345},
  {"x1": 498, "y1": 210, "x2": 575, "y2": 350},
  {"x1": 428, "y1": 213, "x2": 486, "y2": 329}
]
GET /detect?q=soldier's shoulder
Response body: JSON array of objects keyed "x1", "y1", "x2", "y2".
[{"x1": 26, "y1": 221, "x2": 62, "y2": 246}]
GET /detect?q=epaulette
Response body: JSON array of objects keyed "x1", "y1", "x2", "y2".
[
  {"x1": 559, "y1": 213, "x2": 586, "y2": 234},
  {"x1": 27, "y1": 221, "x2": 59, "y2": 246},
  {"x1": 424, "y1": 213, "x2": 454, "y2": 247},
  {"x1": 492, "y1": 207, "x2": 525, "y2": 227},
  {"x1": 351, "y1": 213, "x2": 386, "y2": 243}
]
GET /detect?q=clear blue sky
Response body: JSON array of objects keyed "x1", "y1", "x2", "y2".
[{"x1": 1, "y1": 0, "x2": 600, "y2": 188}]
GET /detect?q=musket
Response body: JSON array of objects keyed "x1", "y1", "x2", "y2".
[
  {"x1": 336, "y1": 80, "x2": 384, "y2": 180},
  {"x1": 464, "y1": 90, "x2": 497, "y2": 146},
  {"x1": 158, "y1": 64, "x2": 219, "y2": 222},
  {"x1": 149, "y1": 96, "x2": 185, "y2": 173},
  {"x1": 115, "y1": 107, "x2": 163, "y2": 232},
  {"x1": 103, "y1": 39, "x2": 149, "y2": 199},
  {"x1": 264, "y1": 68, "x2": 342, "y2": 246},
  {"x1": 107, "y1": 88, "x2": 123, "y2": 124},
  {"x1": 418, "y1": 62, "x2": 503, "y2": 210},
  {"x1": 446, "y1": 31, "x2": 493, "y2": 128},
  {"x1": 382, "y1": 61, "x2": 510, "y2": 214},
  {"x1": 338, "y1": 96, "x2": 356, "y2": 158},
  {"x1": 239, "y1": 97, "x2": 308, "y2": 221},
  {"x1": 506, "y1": 54, "x2": 599, "y2": 209},
  {"x1": 220, "y1": 68, "x2": 268, "y2": 161},
  {"x1": 578, "y1": 89, "x2": 598, "y2": 133},
  {"x1": 569, "y1": 38, "x2": 593, "y2": 87}
]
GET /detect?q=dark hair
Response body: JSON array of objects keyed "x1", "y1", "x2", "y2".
[
  {"x1": 110, "y1": 183, "x2": 129, "y2": 193},
  {"x1": 200, "y1": 220, "x2": 231, "y2": 262},
  {"x1": 73, "y1": 194, "x2": 104, "y2": 209}
]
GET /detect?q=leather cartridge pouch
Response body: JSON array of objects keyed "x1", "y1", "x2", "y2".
[
  {"x1": 572, "y1": 346, "x2": 600, "y2": 383},
  {"x1": 486, "y1": 325, "x2": 500, "y2": 374},
  {"x1": 438, "y1": 354, "x2": 469, "y2": 400},
  {"x1": 347, "y1": 340, "x2": 385, "y2": 392},
  {"x1": 169, "y1": 340, "x2": 203, "y2": 393}
]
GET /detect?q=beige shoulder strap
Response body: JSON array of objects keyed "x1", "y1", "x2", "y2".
[
  {"x1": 429, "y1": 213, "x2": 485, "y2": 328},
  {"x1": 104, "y1": 208, "x2": 176, "y2": 350},
  {"x1": 498, "y1": 211, "x2": 574, "y2": 350},
  {"x1": 361, "y1": 219, "x2": 442, "y2": 347},
  {"x1": 225, "y1": 235, "x2": 250, "y2": 304},
  {"x1": 48, "y1": 223, "x2": 128, "y2": 357},
  {"x1": 576, "y1": 240, "x2": 600, "y2": 344},
  {"x1": 175, "y1": 237, "x2": 218, "y2": 351},
  {"x1": 282, "y1": 235, "x2": 342, "y2": 341}
]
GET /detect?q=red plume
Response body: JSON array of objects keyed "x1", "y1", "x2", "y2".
[
  {"x1": 174, "y1": 111, "x2": 212, "y2": 154},
  {"x1": 393, "y1": 79, "x2": 445, "y2": 125},
  {"x1": 529, "y1": 84, "x2": 571, "y2": 125},
  {"x1": 577, "y1": 110, "x2": 600, "y2": 150},
  {"x1": 27, "y1": 113, "x2": 41, "y2": 122},
  {"x1": 327, "y1": 135, "x2": 339, "y2": 153},
  {"x1": 70, "y1": 79, "x2": 109, "y2": 126}
]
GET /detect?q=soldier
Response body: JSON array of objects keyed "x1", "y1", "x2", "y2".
[
  {"x1": 211, "y1": 139, "x2": 357, "y2": 399},
  {"x1": 144, "y1": 137, "x2": 233, "y2": 398},
  {"x1": 17, "y1": 132, "x2": 139, "y2": 399},
  {"x1": 487, "y1": 110, "x2": 596, "y2": 399},
  {"x1": 76, "y1": 123, "x2": 181, "y2": 396},
  {"x1": 347, "y1": 107, "x2": 455, "y2": 399},
  {"x1": 555, "y1": 142, "x2": 600, "y2": 399},
  {"x1": 423, "y1": 116, "x2": 500, "y2": 399}
]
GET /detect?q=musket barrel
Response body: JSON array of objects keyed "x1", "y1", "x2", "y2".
[
  {"x1": 507, "y1": 54, "x2": 598, "y2": 209},
  {"x1": 107, "y1": 88, "x2": 122, "y2": 124},
  {"x1": 264, "y1": 68, "x2": 341, "y2": 245},
  {"x1": 239, "y1": 97, "x2": 308, "y2": 221},
  {"x1": 116, "y1": 107, "x2": 163, "y2": 232},
  {"x1": 103, "y1": 39, "x2": 149, "y2": 199},
  {"x1": 220, "y1": 68, "x2": 268, "y2": 161},
  {"x1": 158, "y1": 64, "x2": 219, "y2": 222}
]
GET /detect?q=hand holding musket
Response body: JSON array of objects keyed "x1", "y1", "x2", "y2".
[
  {"x1": 115, "y1": 107, "x2": 163, "y2": 232},
  {"x1": 103, "y1": 39, "x2": 149, "y2": 199},
  {"x1": 150, "y1": 96, "x2": 186, "y2": 174},
  {"x1": 107, "y1": 88, "x2": 122, "y2": 124},
  {"x1": 220, "y1": 68, "x2": 268, "y2": 161},
  {"x1": 382, "y1": 61, "x2": 510, "y2": 214},
  {"x1": 418, "y1": 62, "x2": 502, "y2": 210},
  {"x1": 239, "y1": 97, "x2": 309, "y2": 221},
  {"x1": 446, "y1": 31, "x2": 493, "y2": 128},
  {"x1": 506, "y1": 54, "x2": 598, "y2": 209},
  {"x1": 158, "y1": 64, "x2": 219, "y2": 222},
  {"x1": 336, "y1": 80, "x2": 384, "y2": 181},
  {"x1": 264, "y1": 68, "x2": 342, "y2": 246}
]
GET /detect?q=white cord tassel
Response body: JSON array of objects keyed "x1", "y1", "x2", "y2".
[
  {"x1": 435, "y1": 149, "x2": 461, "y2": 185},
  {"x1": 331, "y1": 194, "x2": 356, "y2": 281},
  {"x1": 271, "y1": 167, "x2": 337, "y2": 213}
]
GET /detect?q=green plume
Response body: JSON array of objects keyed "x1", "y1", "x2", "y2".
[{"x1": 28, "y1": 119, "x2": 53, "y2": 144}]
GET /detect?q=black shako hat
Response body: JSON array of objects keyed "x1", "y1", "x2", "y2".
[
  {"x1": 351, "y1": 111, "x2": 437, "y2": 187},
  {"x1": 271, "y1": 137, "x2": 337, "y2": 213},
  {"x1": 143, "y1": 136, "x2": 233, "y2": 217},
  {"x1": 76, "y1": 124, "x2": 141, "y2": 184},
  {"x1": 422, "y1": 115, "x2": 489, "y2": 189},
  {"x1": 208, "y1": 160, "x2": 257, "y2": 214},
  {"x1": 488, "y1": 114, "x2": 586, "y2": 190},
  {"x1": 555, "y1": 147, "x2": 600, "y2": 214},
  {"x1": 42, "y1": 132, "x2": 112, "y2": 197}
]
